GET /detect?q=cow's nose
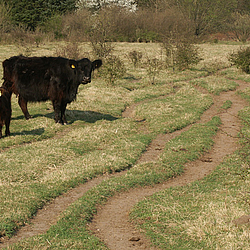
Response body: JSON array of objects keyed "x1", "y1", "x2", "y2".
[{"x1": 82, "y1": 76, "x2": 91, "y2": 84}]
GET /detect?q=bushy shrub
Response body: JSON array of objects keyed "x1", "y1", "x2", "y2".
[
  {"x1": 61, "y1": 8, "x2": 92, "y2": 41},
  {"x1": 163, "y1": 40, "x2": 202, "y2": 71},
  {"x1": 54, "y1": 42, "x2": 84, "y2": 60},
  {"x1": 90, "y1": 39, "x2": 114, "y2": 59},
  {"x1": 128, "y1": 50, "x2": 143, "y2": 68},
  {"x1": 88, "y1": 11, "x2": 114, "y2": 58},
  {"x1": 144, "y1": 56, "x2": 163, "y2": 84},
  {"x1": 229, "y1": 47, "x2": 250, "y2": 74},
  {"x1": 100, "y1": 55, "x2": 126, "y2": 85},
  {"x1": 175, "y1": 43, "x2": 202, "y2": 70}
]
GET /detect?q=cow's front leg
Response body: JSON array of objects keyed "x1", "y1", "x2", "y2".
[
  {"x1": 5, "y1": 118, "x2": 10, "y2": 137},
  {"x1": 18, "y1": 96, "x2": 31, "y2": 120},
  {"x1": 60, "y1": 102, "x2": 68, "y2": 125},
  {"x1": 0, "y1": 124, "x2": 2, "y2": 139},
  {"x1": 52, "y1": 100, "x2": 62, "y2": 124}
]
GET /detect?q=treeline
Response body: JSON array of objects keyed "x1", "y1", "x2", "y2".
[{"x1": 1, "y1": 0, "x2": 250, "y2": 44}]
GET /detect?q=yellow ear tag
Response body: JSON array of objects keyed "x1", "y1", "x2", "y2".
[
  {"x1": 71, "y1": 64, "x2": 75, "y2": 69},
  {"x1": 0, "y1": 92, "x2": 1, "y2": 97}
]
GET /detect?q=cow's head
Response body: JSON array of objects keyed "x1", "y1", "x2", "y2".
[{"x1": 75, "y1": 58, "x2": 102, "y2": 84}]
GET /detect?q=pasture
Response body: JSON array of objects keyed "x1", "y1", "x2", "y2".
[{"x1": 0, "y1": 42, "x2": 249, "y2": 249}]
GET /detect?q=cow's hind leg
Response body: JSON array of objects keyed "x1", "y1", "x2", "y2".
[
  {"x1": 61, "y1": 102, "x2": 68, "y2": 125},
  {"x1": 53, "y1": 100, "x2": 64, "y2": 124},
  {"x1": 0, "y1": 124, "x2": 3, "y2": 139},
  {"x1": 18, "y1": 96, "x2": 31, "y2": 120},
  {"x1": 5, "y1": 118, "x2": 10, "y2": 137}
]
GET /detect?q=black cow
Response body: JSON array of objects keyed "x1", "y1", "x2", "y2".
[
  {"x1": 0, "y1": 87, "x2": 11, "y2": 138},
  {"x1": 2, "y1": 56, "x2": 102, "y2": 124}
]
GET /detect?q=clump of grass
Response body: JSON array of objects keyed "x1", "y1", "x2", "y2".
[
  {"x1": 201, "y1": 58, "x2": 230, "y2": 73},
  {"x1": 130, "y1": 148, "x2": 250, "y2": 250},
  {"x1": 221, "y1": 100, "x2": 232, "y2": 110},
  {"x1": 0, "y1": 119, "x2": 151, "y2": 238}
]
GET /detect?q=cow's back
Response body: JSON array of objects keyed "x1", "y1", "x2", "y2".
[{"x1": 13, "y1": 57, "x2": 76, "y2": 102}]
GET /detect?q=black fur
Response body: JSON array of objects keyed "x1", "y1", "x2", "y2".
[
  {"x1": 0, "y1": 87, "x2": 11, "y2": 138},
  {"x1": 2, "y1": 56, "x2": 102, "y2": 124}
]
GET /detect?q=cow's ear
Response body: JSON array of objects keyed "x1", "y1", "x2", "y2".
[{"x1": 92, "y1": 59, "x2": 102, "y2": 70}]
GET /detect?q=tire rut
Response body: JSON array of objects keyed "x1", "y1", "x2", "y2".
[
  {"x1": 0, "y1": 81, "x2": 248, "y2": 249},
  {"x1": 0, "y1": 173, "x2": 124, "y2": 248},
  {"x1": 88, "y1": 81, "x2": 249, "y2": 250}
]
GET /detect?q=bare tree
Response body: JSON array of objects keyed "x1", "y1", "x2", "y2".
[
  {"x1": 170, "y1": 0, "x2": 236, "y2": 36},
  {"x1": 228, "y1": 12, "x2": 250, "y2": 42}
]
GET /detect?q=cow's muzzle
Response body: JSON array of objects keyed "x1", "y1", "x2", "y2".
[{"x1": 82, "y1": 77, "x2": 91, "y2": 84}]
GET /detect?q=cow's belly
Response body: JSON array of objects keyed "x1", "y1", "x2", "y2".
[{"x1": 16, "y1": 82, "x2": 50, "y2": 102}]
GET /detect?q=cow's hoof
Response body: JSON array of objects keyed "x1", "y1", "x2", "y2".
[{"x1": 55, "y1": 120, "x2": 65, "y2": 125}]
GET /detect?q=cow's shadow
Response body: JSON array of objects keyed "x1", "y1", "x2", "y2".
[
  {"x1": 13, "y1": 110, "x2": 118, "y2": 124},
  {"x1": 11, "y1": 128, "x2": 45, "y2": 136},
  {"x1": 65, "y1": 110, "x2": 118, "y2": 124}
]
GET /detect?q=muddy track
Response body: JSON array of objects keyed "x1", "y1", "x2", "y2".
[
  {"x1": 89, "y1": 81, "x2": 249, "y2": 250},
  {"x1": 0, "y1": 80, "x2": 249, "y2": 249}
]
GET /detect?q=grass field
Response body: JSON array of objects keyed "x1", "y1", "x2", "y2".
[{"x1": 0, "y1": 42, "x2": 249, "y2": 249}]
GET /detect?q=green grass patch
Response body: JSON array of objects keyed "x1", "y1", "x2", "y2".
[
  {"x1": 237, "y1": 87, "x2": 250, "y2": 104},
  {"x1": 219, "y1": 67, "x2": 250, "y2": 83},
  {"x1": 190, "y1": 75, "x2": 239, "y2": 95},
  {"x1": 220, "y1": 100, "x2": 232, "y2": 110},
  {"x1": 0, "y1": 119, "x2": 152, "y2": 238},
  {"x1": 5, "y1": 117, "x2": 221, "y2": 249},
  {"x1": 134, "y1": 85, "x2": 213, "y2": 133}
]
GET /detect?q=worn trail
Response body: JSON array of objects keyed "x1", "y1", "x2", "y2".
[
  {"x1": 0, "y1": 173, "x2": 123, "y2": 248},
  {"x1": 89, "y1": 81, "x2": 249, "y2": 250}
]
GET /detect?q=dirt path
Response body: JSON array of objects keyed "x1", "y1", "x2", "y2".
[
  {"x1": 89, "y1": 81, "x2": 249, "y2": 250},
  {"x1": 0, "y1": 81, "x2": 249, "y2": 249}
]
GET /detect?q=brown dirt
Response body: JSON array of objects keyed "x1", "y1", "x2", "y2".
[{"x1": 0, "y1": 80, "x2": 249, "y2": 249}]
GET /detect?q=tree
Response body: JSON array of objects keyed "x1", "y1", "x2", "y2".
[
  {"x1": 0, "y1": 0, "x2": 11, "y2": 32},
  {"x1": 4, "y1": 0, "x2": 77, "y2": 30},
  {"x1": 165, "y1": 0, "x2": 237, "y2": 36},
  {"x1": 228, "y1": 12, "x2": 250, "y2": 42}
]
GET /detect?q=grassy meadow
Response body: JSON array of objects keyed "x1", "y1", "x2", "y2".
[{"x1": 0, "y1": 42, "x2": 249, "y2": 249}]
